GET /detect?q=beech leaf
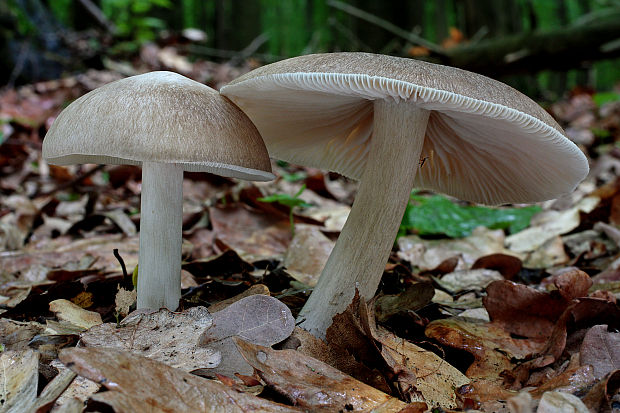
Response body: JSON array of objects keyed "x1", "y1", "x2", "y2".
[{"x1": 199, "y1": 294, "x2": 295, "y2": 378}]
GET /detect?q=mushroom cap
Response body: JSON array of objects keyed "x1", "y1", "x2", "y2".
[
  {"x1": 43, "y1": 71, "x2": 274, "y2": 181},
  {"x1": 221, "y1": 52, "x2": 589, "y2": 204}
]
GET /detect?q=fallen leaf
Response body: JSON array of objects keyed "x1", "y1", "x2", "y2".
[
  {"x1": 282, "y1": 224, "x2": 334, "y2": 287},
  {"x1": 397, "y1": 227, "x2": 519, "y2": 272},
  {"x1": 505, "y1": 197, "x2": 599, "y2": 253},
  {"x1": 0, "y1": 318, "x2": 45, "y2": 351},
  {"x1": 206, "y1": 283, "x2": 270, "y2": 313},
  {"x1": 59, "y1": 347, "x2": 302, "y2": 412},
  {"x1": 80, "y1": 306, "x2": 220, "y2": 371},
  {"x1": 49, "y1": 298, "x2": 103, "y2": 330},
  {"x1": 483, "y1": 269, "x2": 591, "y2": 339},
  {"x1": 580, "y1": 324, "x2": 620, "y2": 380},
  {"x1": 209, "y1": 204, "x2": 291, "y2": 261},
  {"x1": 472, "y1": 254, "x2": 522, "y2": 280},
  {"x1": 536, "y1": 391, "x2": 589, "y2": 413},
  {"x1": 437, "y1": 269, "x2": 504, "y2": 293},
  {"x1": 199, "y1": 294, "x2": 295, "y2": 377},
  {"x1": 281, "y1": 327, "x2": 391, "y2": 392},
  {"x1": 235, "y1": 338, "x2": 408, "y2": 412},
  {"x1": 374, "y1": 282, "x2": 434, "y2": 322},
  {"x1": 0, "y1": 349, "x2": 38, "y2": 413},
  {"x1": 581, "y1": 369, "x2": 620, "y2": 412},
  {"x1": 373, "y1": 325, "x2": 470, "y2": 408},
  {"x1": 425, "y1": 317, "x2": 547, "y2": 381}
]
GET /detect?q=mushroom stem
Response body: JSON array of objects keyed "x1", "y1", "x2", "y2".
[
  {"x1": 298, "y1": 99, "x2": 430, "y2": 338},
  {"x1": 137, "y1": 161, "x2": 183, "y2": 310}
]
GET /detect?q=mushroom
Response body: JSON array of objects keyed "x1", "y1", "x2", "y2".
[
  {"x1": 221, "y1": 52, "x2": 589, "y2": 338},
  {"x1": 43, "y1": 71, "x2": 274, "y2": 310}
]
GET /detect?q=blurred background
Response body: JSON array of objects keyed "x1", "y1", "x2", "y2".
[{"x1": 1, "y1": 0, "x2": 619, "y2": 100}]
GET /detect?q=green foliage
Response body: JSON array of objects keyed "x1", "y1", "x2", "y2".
[
  {"x1": 48, "y1": 0, "x2": 73, "y2": 25},
  {"x1": 592, "y1": 91, "x2": 620, "y2": 107},
  {"x1": 5, "y1": 0, "x2": 36, "y2": 35},
  {"x1": 399, "y1": 193, "x2": 541, "y2": 238},
  {"x1": 101, "y1": 0, "x2": 171, "y2": 49},
  {"x1": 258, "y1": 184, "x2": 313, "y2": 236}
]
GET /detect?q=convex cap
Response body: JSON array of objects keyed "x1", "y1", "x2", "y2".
[
  {"x1": 221, "y1": 52, "x2": 588, "y2": 204},
  {"x1": 44, "y1": 71, "x2": 273, "y2": 181}
]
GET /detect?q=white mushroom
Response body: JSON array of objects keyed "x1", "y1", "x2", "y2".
[
  {"x1": 221, "y1": 52, "x2": 589, "y2": 338},
  {"x1": 44, "y1": 71, "x2": 274, "y2": 311}
]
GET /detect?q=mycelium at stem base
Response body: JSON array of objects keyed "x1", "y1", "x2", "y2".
[
  {"x1": 137, "y1": 161, "x2": 184, "y2": 310},
  {"x1": 297, "y1": 99, "x2": 430, "y2": 339}
]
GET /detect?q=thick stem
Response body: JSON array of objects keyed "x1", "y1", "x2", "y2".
[
  {"x1": 137, "y1": 162, "x2": 183, "y2": 310},
  {"x1": 297, "y1": 100, "x2": 430, "y2": 338}
]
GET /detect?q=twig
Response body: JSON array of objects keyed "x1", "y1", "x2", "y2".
[
  {"x1": 77, "y1": 0, "x2": 117, "y2": 34},
  {"x1": 39, "y1": 164, "x2": 105, "y2": 197},
  {"x1": 113, "y1": 248, "x2": 130, "y2": 286},
  {"x1": 327, "y1": 0, "x2": 445, "y2": 55}
]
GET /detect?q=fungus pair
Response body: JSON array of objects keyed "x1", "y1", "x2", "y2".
[{"x1": 44, "y1": 54, "x2": 588, "y2": 339}]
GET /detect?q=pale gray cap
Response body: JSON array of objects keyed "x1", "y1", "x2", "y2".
[
  {"x1": 221, "y1": 52, "x2": 589, "y2": 204},
  {"x1": 44, "y1": 71, "x2": 274, "y2": 181}
]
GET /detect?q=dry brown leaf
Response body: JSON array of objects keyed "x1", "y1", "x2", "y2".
[
  {"x1": 199, "y1": 294, "x2": 295, "y2": 378},
  {"x1": 374, "y1": 282, "x2": 434, "y2": 322},
  {"x1": 209, "y1": 204, "x2": 291, "y2": 261},
  {"x1": 282, "y1": 224, "x2": 334, "y2": 287},
  {"x1": 0, "y1": 349, "x2": 39, "y2": 412},
  {"x1": 437, "y1": 269, "x2": 504, "y2": 293},
  {"x1": 282, "y1": 327, "x2": 391, "y2": 393},
  {"x1": 80, "y1": 306, "x2": 220, "y2": 371},
  {"x1": 0, "y1": 318, "x2": 45, "y2": 351},
  {"x1": 59, "y1": 347, "x2": 302, "y2": 412},
  {"x1": 580, "y1": 324, "x2": 620, "y2": 380},
  {"x1": 373, "y1": 325, "x2": 470, "y2": 408},
  {"x1": 483, "y1": 269, "x2": 597, "y2": 351},
  {"x1": 397, "y1": 227, "x2": 517, "y2": 272},
  {"x1": 425, "y1": 317, "x2": 546, "y2": 381},
  {"x1": 235, "y1": 338, "x2": 408, "y2": 412},
  {"x1": 505, "y1": 197, "x2": 599, "y2": 253},
  {"x1": 207, "y1": 283, "x2": 269, "y2": 313},
  {"x1": 49, "y1": 298, "x2": 103, "y2": 330},
  {"x1": 536, "y1": 391, "x2": 589, "y2": 413}
]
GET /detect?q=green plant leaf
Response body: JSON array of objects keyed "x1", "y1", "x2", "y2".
[
  {"x1": 257, "y1": 185, "x2": 312, "y2": 209},
  {"x1": 592, "y1": 92, "x2": 620, "y2": 107},
  {"x1": 399, "y1": 194, "x2": 541, "y2": 238}
]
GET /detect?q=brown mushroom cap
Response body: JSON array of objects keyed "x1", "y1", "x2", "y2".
[
  {"x1": 44, "y1": 71, "x2": 273, "y2": 181},
  {"x1": 221, "y1": 52, "x2": 588, "y2": 204}
]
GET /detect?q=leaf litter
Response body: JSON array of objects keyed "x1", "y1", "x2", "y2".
[{"x1": 1, "y1": 51, "x2": 620, "y2": 412}]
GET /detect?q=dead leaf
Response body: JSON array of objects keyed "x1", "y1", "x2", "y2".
[
  {"x1": 580, "y1": 324, "x2": 620, "y2": 380},
  {"x1": 59, "y1": 347, "x2": 302, "y2": 412},
  {"x1": 282, "y1": 224, "x2": 334, "y2": 287},
  {"x1": 373, "y1": 325, "x2": 470, "y2": 408},
  {"x1": 398, "y1": 227, "x2": 519, "y2": 272},
  {"x1": 199, "y1": 294, "x2": 295, "y2": 377},
  {"x1": 437, "y1": 269, "x2": 504, "y2": 293},
  {"x1": 374, "y1": 282, "x2": 434, "y2": 322},
  {"x1": 505, "y1": 197, "x2": 599, "y2": 253},
  {"x1": 537, "y1": 391, "x2": 589, "y2": 412},
  {"x1": 483, "y1": 269, "x2": 592, "y2": 339},
  {"x1": 209, "y1": 204, "x2": 291, "y2": 261},
  {"x1": 0, "y1": 349, "x2": 39, "y2": 413},
  {"x1": 472, "y1": 254, "x2": 522, "y2": 280},
  {"x1": 425, "y1": 317, "x2": 547, "y2": 381},
  {"x1": 49, "y1": 298, "x2": 103, "y2": 330},
  {"x1": 281, "y1": 327, "x2": 391, "y2": 392},
  {"x1": 0, "y1": 318, "x2": 45, "y2": 351},
  {"x1": 80, "y1": 306, "x2": 220, "y2": 371},
  {"x1": 206, "y1": 283, "x2": 270, "y2": 313},
  {"x1": 235, "y1": 338, "x2": 408, "y2": 412}
]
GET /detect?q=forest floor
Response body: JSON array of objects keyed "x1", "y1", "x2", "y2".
[{"x1": 1, "y1": 44, "x2": 620, "y2": 412}]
